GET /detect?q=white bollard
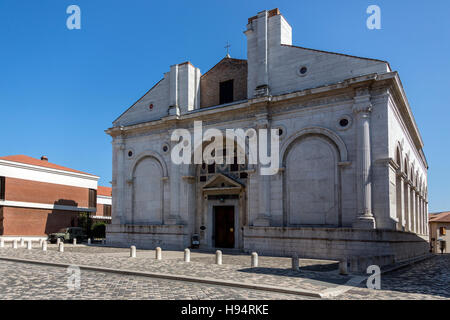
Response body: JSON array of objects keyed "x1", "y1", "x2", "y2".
[
  {"x1": 56, "y1": 238, "x2": 61, "y2": 245},
  {"x1": 215, "y1": 250, "x2": 222, "y2": 265},
  {"x1": 12, "y1": 240, "x2": 18, "y2": 249},
  {"x1": 184, "y1": 248, "x2": 191, "y2": 262},
  {"x1": 130, "y1": 245, "x2": 136, "y2": 258},
  {"x1": 251, "y1": 252, "x2": 258, "y2": 268},
  {"x1": 58, "y1": 242, "x2": 64, "y2": 253},
  {"x1": 42, "y1": 241, "x2": 47, "y2": 251},
  {"x1": 87, "y1": 238, "x2": 91, "y2": 245},
  {"x1": 292, "y1": 254, "x2": 299, "y2": 271},
  {"x1": 339, "y1": 258, "x2": 348, "y2": 275},
  {"x1": 155, "y1": 247, "x2": 162, "y2": 260},
  {"x1": 0, "y1": 239, "x2": 4, "y2": 248},
  {"x1": 73, "y1": 238, "x2": 77, "y2": 246},
  {"x1": 27, "y1": 240, "x2": 32, "y2": 250}
]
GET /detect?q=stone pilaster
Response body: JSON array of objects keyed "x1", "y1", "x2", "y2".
[
  {"x1": 404, "y1": 181, "x2": 411, "y2": 231},
  {"x1": 418, "y1": 195, "x2": 422, "y2": 234},
  {"x1": 254, "y1": 114, "x2": 271, "y2": 227},
  {"x1": 397, "y1": 173, "x2": 406, "y2": 230},
  {"x1": 167, "y1": 138, "x2": 181, "y2": 225},
  {"x1": 352, "y1": 90, "x2": 375, "y2": 229},
  {"x1": 112, "y1": 137, "x2": 125, "y2": 224},
  {"x1": 410, "y1": 185, "x2": 416, "y2": 233}
]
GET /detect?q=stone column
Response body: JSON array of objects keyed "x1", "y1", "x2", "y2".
[
  {"x1": 254, "y1": 114, "x2": 271, "y2": 227},
  {"x1": 415, "y1": 191, "x2": 419, "y2": 233},
  {"x1": 423, "y1": 197, "x2": 427, "y2": 235},
  {"x1": 404, "y1": 181, "x2": 411, "y2": 231},
  {"x1": 167, "y1": 136, "x2": 181, "y2": 225},
  {"x1": 419, "y1": 196, "x2": 423, "y2": 234},
  {"x1": 113, "y1": 137, "x2": 125, "y2": 224},
  {"x1": 352, "y1": 90, "x2": 375, "y2": 229},
  {"x1": 397, "y1": 173, "x2": 406, "y2": 230},
  {"x1": 424, "y1": 199, "x2": 428, "y2": 235},
  {"x1": 410, "y1": 185, "x2": 416, "y2": 233}
]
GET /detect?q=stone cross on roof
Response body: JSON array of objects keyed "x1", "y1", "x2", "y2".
[{"x1": 225, "y1": 41, "x2": 231, "y2": 58}]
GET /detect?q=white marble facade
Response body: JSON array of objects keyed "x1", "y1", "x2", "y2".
[{"x1": 106, "y1": 9, "x2": 429, "y2": 266}]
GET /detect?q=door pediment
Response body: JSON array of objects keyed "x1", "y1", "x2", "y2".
[{"x1": 202, "y1": 173, "x2": 244, "y2": 195}]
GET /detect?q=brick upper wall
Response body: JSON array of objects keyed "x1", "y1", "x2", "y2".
[
  {"x1": 4, "y1": 177, "x2": 91, "y2": 207},
  {"x1": 200, "y1": 58, "x2": 247, "y2": 108}
]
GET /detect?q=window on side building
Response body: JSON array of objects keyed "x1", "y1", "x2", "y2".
[
  {"x1": 0, "y1": 177, "x2": 5, "y2": 200},
  {"x1": 104, "y1": 205, "x2": 112, "y2": 217},
  {"x1": 89, "y1": 189, "x2": 97, "y2": 208}
]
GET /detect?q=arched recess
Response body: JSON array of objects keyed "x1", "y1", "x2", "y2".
[
  {"x1": 281, "y1": 127, "x2": 346, "y2": 227},
  {"x1": 280, "y1": 127, "x2": 348, "y2": 163},
  {"x1": 129, "y1": 151, "x2": 168, "y2": 225}
]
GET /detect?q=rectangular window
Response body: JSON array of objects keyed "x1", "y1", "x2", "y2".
[
  {"x1": 89, "y1": 189, "x2": 97, "y2": 208},
  {"x1": 0, "y1": 177, "x2": 5, "y2": 200},
  {"x1": 104, "y1": 205, "x2": 112, "y2": 217},
  {"x1": 219, "y1": 79, "x2": 234, "y2": 105},
  {"x1": 440, "y1": 227, "x2": 446, "y2": 236}
]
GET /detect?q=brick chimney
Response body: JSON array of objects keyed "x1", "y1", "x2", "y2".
[{"x1": 40, "y1": 156, "x2": 48, "y2": 161}]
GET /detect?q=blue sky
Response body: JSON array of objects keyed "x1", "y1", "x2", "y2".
[{"x1": 0, "y1": 1, "x2": 449, "y2": 212}]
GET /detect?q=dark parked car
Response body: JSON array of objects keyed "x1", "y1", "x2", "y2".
[{"x1": 49, "y1": 227, "x2": 86, "y2": 244}]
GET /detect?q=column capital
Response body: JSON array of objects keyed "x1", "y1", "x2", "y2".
[
  {"x1": 352, "y1": 88, "x2": 372, "y2": 115},
  {"x1": 352, "y1": 102, "x2": 372, "y2": 115}
]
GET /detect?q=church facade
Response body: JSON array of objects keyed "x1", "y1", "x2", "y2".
[{"x1": 106, "y1": 9, "x2": 429, "y2": 268}]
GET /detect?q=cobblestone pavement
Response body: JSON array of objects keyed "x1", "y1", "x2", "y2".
[
  {"x1": 339, "y1": 254, "x2": 450, "y2": 300},
  {"x1": 0, "y1": 260, "x2": 307, "y2": 300},
  {"x1": 0, "y1": 245, "x2": 350, "y2": 294},
  {"x1": 0, "y1": 245, "x2": 448, "y2": 300}
]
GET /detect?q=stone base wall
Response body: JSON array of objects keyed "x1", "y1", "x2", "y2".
[
  {"x1": 106, "y1": 224, "x2": 429, "y2": 271},
  {"x1": 242, "y1": 227, "x2": 429, "y2": 266},
  {"x1": 106, "y1": 224, "x2": 189, "y2": 249}
]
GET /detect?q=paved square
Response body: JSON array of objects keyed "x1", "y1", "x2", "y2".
[{"x1": 0, "y1": 245, "x2": 448, "y2": 300}]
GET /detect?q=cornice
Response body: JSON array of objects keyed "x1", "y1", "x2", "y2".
[{"x1": 106, "y1": 71, "x2": 424, "y2": 159}]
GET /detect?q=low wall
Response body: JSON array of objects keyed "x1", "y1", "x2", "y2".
[
  {"x1": 243, "y1": 226, "x2": 429, "y2": 266},
  {"x1": 106, "y1": 224, "x2": 189, "y2": 249},
  {"x1": 0, "y1": 236, "x2": 48, "y2": 242}
]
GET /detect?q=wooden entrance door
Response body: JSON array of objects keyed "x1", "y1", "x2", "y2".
[{"x1": 214, "y1": 206, "x2": 235, "y2": 248}]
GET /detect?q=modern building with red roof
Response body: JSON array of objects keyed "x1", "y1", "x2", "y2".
[
  {"x1": 0, "y1": 155, "x2": 111, "y2": 241},
  {"x1": 94, "y1": 186, "x2": 112, "y2": 222},
  {"x1": 429, "y1": 212, "x2": 450, "y2": 253}
]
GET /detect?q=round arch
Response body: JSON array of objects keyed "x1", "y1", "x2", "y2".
[
  {"x1": 129, "y1": 150, "x2": 168, "y2": 180},
  {"x1": 280, "y1": 127, "x2": 348, "y2": 165}
]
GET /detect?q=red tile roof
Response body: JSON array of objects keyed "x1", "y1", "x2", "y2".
[
  {"x1": 97, "y1": 186, "x2": 112, "y2": 197},
  {"x1": 0, "y1": 155, "x2": 96, "y2": 176},
  {"x1": 429, "y1": 212, "x2": 450, "y2": 223}
]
